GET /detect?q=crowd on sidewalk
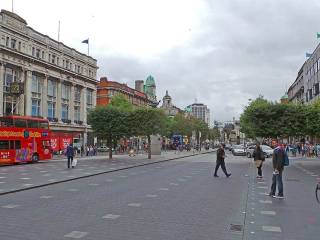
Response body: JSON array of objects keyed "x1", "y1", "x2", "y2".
[{"x1": 285, "y1": 142, "x2": 320, "y2": 158}]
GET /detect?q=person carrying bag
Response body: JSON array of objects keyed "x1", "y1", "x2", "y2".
[{"x1": 252, "y1": 143, "x2": 265, "y2": 178}]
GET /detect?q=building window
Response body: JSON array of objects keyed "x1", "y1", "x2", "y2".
[
  {"x1": 5, "y1": 37, "x2": 9, "y2": 47},
  {"x1": 10, "y1": 39, "x2": 16, "y2": 49},
  {"x1": 4, "y1": 67, "x2": 17, "y2": 92},
  {"x1": 61, "y1": 104, "x2": 69, "y2": 120},
  {"x1": 74, "y1": 106, "x2": 80, "y2": 121},
  {"x1": 61, "y1": 84, "x2": 70, "y2": 100},
  {"x1": 31, "y1": 99, "x2": 41, "y2": 116},
  {"x1": 42, "y1": 51, "x2": 45, "y2": 59},
  {"x1": 52, "y1": 55, "x2": 56, "y2": 64},
  {"x1": 32, "y1": 47, "x2": 35, "y2": 56},
  {"x1": 18, "y1": 41, "x2": 21, "y2": 51},
  {"x1": 315, "y1": 83, "x2": 319, "y2": 96},
  {"x1": 47, "y1": 102, "x2": 55, "y2": 118},
  {"x1": 63, "y1": 60, "x2": 65, "y2": 68},
  {"x1": 32, "y1": 74, "x2": 42, "y2": 93},
  {"x1": 36, "y1": 49, "x2": 40, "y2": 58},
  {"x1": 47, "y1": 79, "x2": 57, "y2": 97},
  {"x1": 74, "y1": 86, "x2": 81, "y2": 102},
  {"x1": 86, "y1": 89, "x2": 93, "y2": 105}
]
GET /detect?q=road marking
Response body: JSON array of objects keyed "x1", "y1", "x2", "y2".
[
  {"x1": 259, "y1": 200, "x2": 272, "y2": 204},
  {"x1": 106, "y1": 179, "x2": 114, "y2": 182},
  {"x1": 262, "y1": 226, "x2": 282, "y2": 232},
  {"x1": 40, "y1": 195, "x2": 53, "y2": 199},
  {"x1": 68, "y1": 189, "x2": 79, "y2": 192},
  {"x1": 146, "y1": 194, "x2": 158, "y2": 198},
  {"x1": 42, "y1": 174, "x2": 51, "y2": 177},
  {"x1": 0, "y1": 177, "x2": 7, "y2": 179},
  {"x1": 0, "y1": 172, "x2": 7, "y2": 175},
  {"x1": 260, "y1": 211, "x2": 276, "y2": 216},
  {"x1": 177, "y1": 178, "x2": 187, "y2": 182},
  {"x1": 0, "y1": 182, "x2": 5, "y2": 184},
  {"x1": 257, "y1": 186, "x2": 268, "y2": 189},
  {"x1": 20, "y1": 177, "x2": 31, "y2": 180},
  {"x1": 102, "y1": 214, "x2": 120, "y2": 219},
  {"x1": 109, "y1": 168, "x2": 116, "y2": 170},
  {"x1": 40, "y1": 171, "x2": 48, "y2": 173},
  {"x1": 158, "y1": 188, "x2": 169, "y2": 191},
  {"x1": 22, "y1": 183, "x2": 34, "y2": 187},
  {"x1": 257, "y1": 181, "x2": 266, "y2": 184},
  {"x1": 118, "y1": 175, "x2": 127, "y2": 178},
  {"x1": 48, "y1": 179, "x2": 58, "y2": 182},
  {"x1": 84, "y1": 172, "x2": 92, "y2": 175},
  {"x1": 89, "y1": 167, "x2": 96, "y2": 169},
  {"x1": 184, "y1": 176, "x2": 192, "y2": 178},
  {"x1": 2, "y1": 204, "x2": 20, "y2": 209},
  {"x1": 170, "y1": 183, "x2": 179, "y2": 186},
  {"x1": 128, "y1": 203, "x2": 141, "y2": 207},
  {"x1": 259, "y1": 192, "x2": 269, "y2": 195},
  {"x1": 67, "y1": 176, "x2": 76, "y2": 178},
  {"x1": 312, "y1": 174, "x2": 319, "y2": 177},
  {"x1": 250, "y1": 221, "x2": 255, "y2": 224},
  {"x1": 88, "y1": 183, "x2": 99, "y2": 186},
  {"x1": 64, "y1": 231, "x2": 88, "y2": 238}
]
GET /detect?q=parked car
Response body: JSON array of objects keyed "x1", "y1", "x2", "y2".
[
  {"x1": 232, "y1": 145, "x2": 246, "y2": 156},
  {"x1": 246, "y1": 145, "x2": 273, "y2": 158},
  {"x1": 97, "y1": 146, "x2": 108, "y2": 152}
]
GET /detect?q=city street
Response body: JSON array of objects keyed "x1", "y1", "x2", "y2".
[{"x1": 0, "y1": 151, "x2": 320, "y2": 240}]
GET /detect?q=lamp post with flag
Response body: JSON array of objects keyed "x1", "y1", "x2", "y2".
[{"x1": 82, "y1": 38, "x2": 89, "y2": 56}]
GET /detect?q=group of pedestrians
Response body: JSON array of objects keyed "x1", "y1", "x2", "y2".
[{"x1": 213, "y1": 142, "x2": 288, "y2": 199}]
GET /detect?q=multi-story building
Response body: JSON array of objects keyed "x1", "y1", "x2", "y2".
[
  {"x1": 0, "y1": 10, "x2": 98, "y2": 151},
  {"x1": 186, "y1": 103, "x2": 210, "y2": 125},
  {"x1": 97, "y1": 77, "x2": 156, "y2": 107},
  {"x1": 287, "y1": 65, "x2": 304, "y2": 104},
  {"x1": 160, "y1": 90, "x2": 182, "y2": 117}
]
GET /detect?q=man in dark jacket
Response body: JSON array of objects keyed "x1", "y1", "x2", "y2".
[
  {"x1": 214, "y1": 144, "x2": 231, "y2": 177},
  {"x1": 66, "y1": 143, "x2": 74, "y2": 169},
  {"x1": 269, "y1": 144, "x2": 285, "y2": 198}
]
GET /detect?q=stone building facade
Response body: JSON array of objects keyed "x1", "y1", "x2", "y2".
[
  {"x1": 160, "y1": 90, "x2": 182, "y2": 117},
  {"x1": 0, "y1": 10, "x2": 98, "y2": 150}
]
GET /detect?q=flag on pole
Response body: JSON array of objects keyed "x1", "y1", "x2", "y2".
[
  {"x1": 306, "y1": 52, "x2": 312, "y2": 58},
  {"x1": 317, "y1": 33, "x2": 320, "y2": 38},
  {"x1": 82, "y1": 38, "x2": 89, "y2": 44}
]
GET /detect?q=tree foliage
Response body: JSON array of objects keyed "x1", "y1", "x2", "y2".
[{"x1": 240, "y1": 97, "x2": 320, "y2": 139}]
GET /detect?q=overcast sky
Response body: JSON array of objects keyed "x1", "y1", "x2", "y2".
[{"x1": 3, "y1": 0, "x2": 320, "y2": 123}]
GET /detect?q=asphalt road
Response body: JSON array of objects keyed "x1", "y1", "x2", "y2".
[{"x1": 0, "y1": 152, "x2": 320, "y2": 240}]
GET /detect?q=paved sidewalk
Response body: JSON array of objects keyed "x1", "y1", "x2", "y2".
[
  {"x1": 243, "y1": 157, "x2": 320, "y2": 240},
  {"x1": 0, "y1": 150, "x2": 214, "y2": 195}
]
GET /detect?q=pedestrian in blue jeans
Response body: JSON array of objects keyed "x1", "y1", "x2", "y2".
[
  {"x1": 269, "y1": 144, "x2": 285, "y2": 199},
  {"x1": 66, "y1": 143, "x2": 74, "y2": 169}
]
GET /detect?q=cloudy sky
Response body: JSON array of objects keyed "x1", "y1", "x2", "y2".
[{"x1": 3, "y1": 0, "x2": 320, "y2": 123}]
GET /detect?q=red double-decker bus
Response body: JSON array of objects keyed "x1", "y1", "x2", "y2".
[{"x1": 0, "y1": 116, "x2": 52, "y2": 164}]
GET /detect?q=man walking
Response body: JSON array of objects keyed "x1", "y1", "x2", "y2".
[
  {"x1": 214, "y1": 143, "x2": 231, "y2": 178},
  {"x1": 269, "y1": 144, "x2": 285, "y2": 198},
  {"x1": 66, "y1": 143, "x2": 74, "y2": 169}
]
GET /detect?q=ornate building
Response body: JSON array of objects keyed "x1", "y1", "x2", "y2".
[
  {"x1": 97, "y1": 77, "x2": 154, "y2": 107},
  {"x1": 160, "y1": 90, "x2": 182, "y2": 117},
  {"x1": 0, "y1": 10, "x2": 98, "y2": 150}
]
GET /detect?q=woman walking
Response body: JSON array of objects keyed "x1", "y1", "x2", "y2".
[{"x1": 252, "y1": 143, "x2": 265, "y2": 178}]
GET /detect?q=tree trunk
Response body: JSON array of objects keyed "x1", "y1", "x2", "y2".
[
  {"x1": 147, "y1": 135, "x2": 151, "y2": 159},
  {"x1": 108, "y1": 136, "x2": 113, "y2": 160}
]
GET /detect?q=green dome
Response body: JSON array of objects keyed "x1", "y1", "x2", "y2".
[
  {"x1": 146, "y1": 75, "x2": 155, "y2": 86},
  {"x1": 281, "y1": 93, "x2": 288, "y2": 100}
]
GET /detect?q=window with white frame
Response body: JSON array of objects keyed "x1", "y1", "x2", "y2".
[
  {"x1": 61, "y1": 104, "x2": 69, "y2": 120},
  {"x1": 47, "y1": 79, "x2": 57, "y2": 97},
  {"x1": 32, "y1": 74, "x2": 42, "y2": 93},
  {"x1": 74, "y1": 86, "x2": 81, "y2": 102},
  {"x1": 31, "y1": 99, "x2": 41, "y2": 117},
  {"x1": 4, "y1": 67, "x2": 17, "y2": 92},
  {"x1": 47, "y1": 102, "x2": 55, "y2": 118},
  {"x1": 86, "y1": 89, "x2": 93, "y2": 105},
  {"x1": 74, "y1": 106, "x2": 80, "y2": 121},
  {"x1": 61, "y1": 84, "x2": 70, "y2": 100}
]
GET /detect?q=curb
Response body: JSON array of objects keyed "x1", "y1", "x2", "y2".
[{"x1": 0, "y1": 150, "x2": 215, "y2": 196}]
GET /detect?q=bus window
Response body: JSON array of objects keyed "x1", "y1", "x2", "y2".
[
  {"x1": 14, "y1": 119, "x2": 27, "y2": 128},
  {"x1": 0, "y1": 140, "x2": 9, "y2": 150},
  {"x1": 39, "y1": 121, "x2": 49, "y2": 129},
  {"x1": 9, "y1": 140, "x2": 14, "y2": 150},
  {"x1": 15, "y1": 141, "x2": 21, "y2": 149},
  {"x1": 0, "y1": 118, "x2": 13, "y2": 127},
  {"x1": 27, "y1": 120, "x2": 39, "y2": 128}
]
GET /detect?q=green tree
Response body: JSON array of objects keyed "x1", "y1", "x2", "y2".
[
  {"x1": 87, "y1": 106, "x2": 129, "y2": 159},
  {"x1": 129, "y1": 108, "x2": 166, "y2": 159},
  {"x1": 109, "y1": 95, "x2": 134, "y2": 112}
]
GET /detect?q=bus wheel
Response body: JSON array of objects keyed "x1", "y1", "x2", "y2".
[{"x1": 32, "y1": 154, "x2": 39, "y2": 163}]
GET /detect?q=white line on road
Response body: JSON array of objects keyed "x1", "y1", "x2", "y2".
[
  {"x1": 257, "y1": 186, "x2": 268, "y2": 189},
  {"x1": 20, "y1": 178, "x2": 31, "y2": 180},
  {"x1": 260, "y1": 211, "x2": 276, "y2": 216},
  {"x1": 169, "y1": 183, "x2": 179, "y2": 186},
  {"x1": 64, "y1": 231, "x2": 88, "y2": 239},
  {"x1": 106, "y1": 179, "x2": 114, "y2": 182},
  {"x1": 262, "y1": 226, "x2": 282, "y2": 232},
  {"x1": 40, "y1": 195, "x2": 53, "y2": 199},
  {"x1": 146, "y1": 194, "x2": 158, "y2": 198},
  {"x1": 2, "y1": 204, "x2": 20, "y2": 209},
  {"x1": 259, "y1": 200, "x2": 272, "y2": 204},
  {"x1": 158, "y1": 188, "x2": 169, "y2": 191},
  {"x1": 67, "y1": 189, "x2": 79, "y2": 192},
  {"x1": 0, "y1": 182, "x2": 5, "y2": 184},
  {"x1": 0, "y1": 177, "x2": 7, "y2": 179},
  {"x1": 88, "y1": 183, "x2": 99, "y2": 186},
  {"x1": 128, "y1": 203, "x2": 141, "y2": 207},
  {"x1": 22, "y1": 184, "x2": 34, "y2": 187},
  {"x1": 102, "y1": 214, "x2": 120, "y2": 219}
]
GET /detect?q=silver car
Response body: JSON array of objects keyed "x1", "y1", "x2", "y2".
[{"x1": 246, "y1": 145, "x2": 273, "y2": 158}]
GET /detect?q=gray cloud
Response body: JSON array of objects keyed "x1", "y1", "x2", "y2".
[{"x1": 96, "y1": 0, "x2": 320, "y2": 122}]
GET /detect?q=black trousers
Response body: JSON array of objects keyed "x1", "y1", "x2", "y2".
[
  {"x1": 257, "y1": 165, "x2": 262, "y2": 176},
  {"x1": 214, "y1": 159, "x2": 228, "y2": 176},
  {"x1": 67, "y1": 156, "x2": 73, "y2": 168}
]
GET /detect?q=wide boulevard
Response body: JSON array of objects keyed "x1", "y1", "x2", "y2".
[{"x1": 0, "y1": 151, "x2": 319, "y2": 240}]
